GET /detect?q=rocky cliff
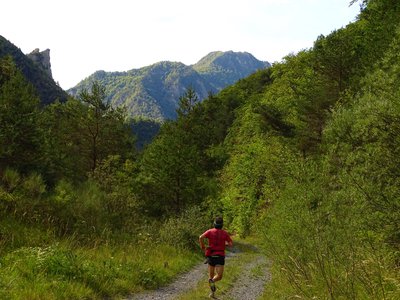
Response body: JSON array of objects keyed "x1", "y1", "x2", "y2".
[
  {"x1": 0, "y1": 36, "x2": 68, "y2": 104},
  {"x1": 27, "y1": 48, "x2": 53, "y2": 78}
]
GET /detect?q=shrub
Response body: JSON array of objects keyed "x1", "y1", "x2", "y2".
[
  {"x1": 21, "y1": 172, "x2": 46, "y2": 199},
  {"x1": 53, "y1": 179, "x2": 76, "y2": 204},
  {"x1": 70, "y1": 180, "x2": 106, "y2": 235},
  {"x1": 159, "y1": 206, "x2": 209, "y2": 250},
  {"x1": 1, "y1": 168, "x2": 20, "y2": 192}
]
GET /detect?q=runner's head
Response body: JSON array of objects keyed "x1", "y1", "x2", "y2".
[{"x1": 214, "y1": 216, "x2": 223, "y2": 229}]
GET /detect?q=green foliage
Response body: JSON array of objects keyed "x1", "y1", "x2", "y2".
[
  {"x1": 0, "y1": 57, "x2": 44, "y2": 173},
  {"x1": 40, "y1": 98, "x2": 89, "y2": 182},
  {"x1": 0, "y1": 170, "x2": 47, "y2": 222},
  {"x1": 139, "y1": 120, "x2": 205, "y2": 214},
  {"x1": 356, "y1": 0, "x2": 400, "y2": 73},
  {"x1": 159, "y1": 206, "x2": 210, "y2": 250},
  {"x1": 21, "y1": 172, "x2": 46, "y2": 199},
  {"x1": 2, "y1": 168, "x2": 21, "y2": 193},
  {"x1": 130, "y1": 117, "x2": 161, "y2": 150},
  {"x1": 259, "y1": 15, "x2": 400, "y2": 299},
  {"x1": 262, "y1": 154, "x2": 400, "y2": 298},
  {"x1": 176, "y1": 86, "x2": 199, "y2": 118},
  {"x1": 0, "y1": 216, "x2": 55, "y2": 252},
  {"x1": 90, "y1": 155, "x2": 140, "y2": 231},
  {"x1": 220, "y1": 103, "x2": 284, "y2": 236},
  {"x1": 53, "y1": 179, "x2": 75, "y2": 205},
  {"x1": 41, "y1": 82, "x2": 135, "y2": 183},
  {"x1": 77, "y1": 81, "x2": 135, "y2": 173},
  {"x1": 313, "y1": 25, "x2": 364, "y2": 94}
]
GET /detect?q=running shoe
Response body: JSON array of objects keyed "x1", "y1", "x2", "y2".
[{"x1": 208, "y1": 278, "x2": 216, "y2": 292}]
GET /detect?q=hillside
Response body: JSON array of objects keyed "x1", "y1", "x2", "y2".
[
  {"x1": 68, "y1": 51, "x2": 269, "y2": 120},
  {"x1": 0, "y1": 35, "x2": 68, "y2": 105}
]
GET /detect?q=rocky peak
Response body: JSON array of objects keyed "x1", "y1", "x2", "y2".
[{"x1": 27, "y1": 48, "x2": 52, "y2": 78}]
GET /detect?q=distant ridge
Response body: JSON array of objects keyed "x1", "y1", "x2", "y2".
[
  {"x1": 69, "y1": 51, "x2": 270, "y2": 120},
  {"x1": 193, "y1": 51, "x2": 269, "y2": 91}
]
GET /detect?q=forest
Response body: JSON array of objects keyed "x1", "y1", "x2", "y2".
[{"x1": 0, "y1": 0, "x2": 399, "y2": 298}]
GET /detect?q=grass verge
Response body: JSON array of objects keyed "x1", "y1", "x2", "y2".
[{"x1": 0, "y1": 217, "x2": 201, "y2": 299}]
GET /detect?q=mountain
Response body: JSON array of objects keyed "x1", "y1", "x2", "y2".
[
  {"x1": 193, "y1": 51, "x2": 269, "y2": 90},
  {"x1": 69, "y1": 51, "x2": 270, "y2": 120},
  {"x1": 0, "y1": 35, "x2": 68, "y2": 105}
]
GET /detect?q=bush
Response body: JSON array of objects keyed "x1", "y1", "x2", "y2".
[
  {"x1": 159, "y1": 206, "x2": 209, "y2": 250},
  {"x1": 0, "y1": 171, "x2": 45, "y2": 220},
  {"x1": 67, "y1": 180, "x2": 106, "y2": 235},
  {"x1": 1, "y1": 168, "x2": 20, "y2": 192},
  {"x1": 91, "y1": 156, "x2": 140, "y2": 231},
  {"x1": 21, "y1": 172, "x2": 46, "y2": 199},
  {"x1": 53, "y1": 179, "x2": 76, "y2": 204}
]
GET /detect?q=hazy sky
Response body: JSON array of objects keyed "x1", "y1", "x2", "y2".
[{"x1": 1, "y1": 0, "x2": 360, "y2": 89}]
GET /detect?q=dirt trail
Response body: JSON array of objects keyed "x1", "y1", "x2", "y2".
[
  {"x1": 128, "y1": 246, "x2": 270, "y2": 300},
  {"x1": 128, "y1": 261, "x2": 207, "y2": 300},
  {"x1": 224, "y1": 254, "x2": 270, "y2": 300}
]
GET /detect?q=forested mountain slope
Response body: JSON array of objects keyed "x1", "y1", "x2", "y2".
[{"x1": 68, "y1": 51, "x2": 269, "y2": 120}]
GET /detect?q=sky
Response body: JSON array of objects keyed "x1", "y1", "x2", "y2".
[{"x1": 1, "y1": 0, "x2": 361, "y2": 90}]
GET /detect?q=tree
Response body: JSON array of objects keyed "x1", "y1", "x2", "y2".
[
  {"x1": 41, "y1": 81, "x2": 135, "y2": 182},
  {"x1": 139, "y1": 121, "x2": 204, "y2": 215},
  {"x1": 40, "y1": 99, "x2": 89, "y2": 182},
  {"x1": 0, "y1": 57, "x2": 43, "y2": 173},
  {"x1": 78, "y1": 81, "x2": 111, "y2": 172},
  {"x1": 313, "y1": 27, "x2": 363, "y2": 95},
  {"x1": 77, "y1": 81, "x2": 135, "y2": 173},
  {"x1": 176, "y1": 86, "x2": 199, "y2": 118}
]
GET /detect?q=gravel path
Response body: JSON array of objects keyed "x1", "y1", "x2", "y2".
[
  {"x1": 128, "y1": 261, "x2": 207, "y2": 300},
  {"x1": 224, "y1": 255, "x2": 270, "y2": 300},
  {"x1": 127, "y1": 246, "x2": 270, "y2": 300}
]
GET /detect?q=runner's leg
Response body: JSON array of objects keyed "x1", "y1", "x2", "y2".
[
  {"x1": 208, "y1": 265, "x2": 215, "y2": 280},
  {"x1": 213, "y1": 265, "x2": 224, "y2": 282},
  {"x1": 208, "y1": 264, "x2": 217, "y2": 295}
]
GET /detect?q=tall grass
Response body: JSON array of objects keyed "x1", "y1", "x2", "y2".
[
  {"x1": 0, "y1": 202, "x2": 204, "y2": 298},
  {"x1": 0, "y1": 226, "x2": 201, "y2": 299},
  {"x1": 0, "y1": 169, "x2": 208, "y2": 299}
]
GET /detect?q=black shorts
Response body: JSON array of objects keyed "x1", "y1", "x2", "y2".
[{"x1": 207, "y1": 255, "x2": 225, "y2": 266}]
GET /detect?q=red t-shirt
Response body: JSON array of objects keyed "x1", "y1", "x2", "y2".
[{"x1": 203, "y1": 228, "x2": 232, "y2": 257}]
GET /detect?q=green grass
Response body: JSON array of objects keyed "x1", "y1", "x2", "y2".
[
  {"x1": 0, "y1": 217, "x2": 201, "y2": 299},
  {"x1": 0, "y1": 241, "x2": 200, "y2": 299}
]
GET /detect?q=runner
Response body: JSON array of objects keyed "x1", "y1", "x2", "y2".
[{"x1": 199, "y1": 216, "x2": 233, "y2": 298}]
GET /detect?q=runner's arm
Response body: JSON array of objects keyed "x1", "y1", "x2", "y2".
[
  {"x1": 226, "y1": 234, "x2": 233, "y2": 247},
  {"x1": 199, "y1": 233, "x2": 207, "y2": 250}
]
